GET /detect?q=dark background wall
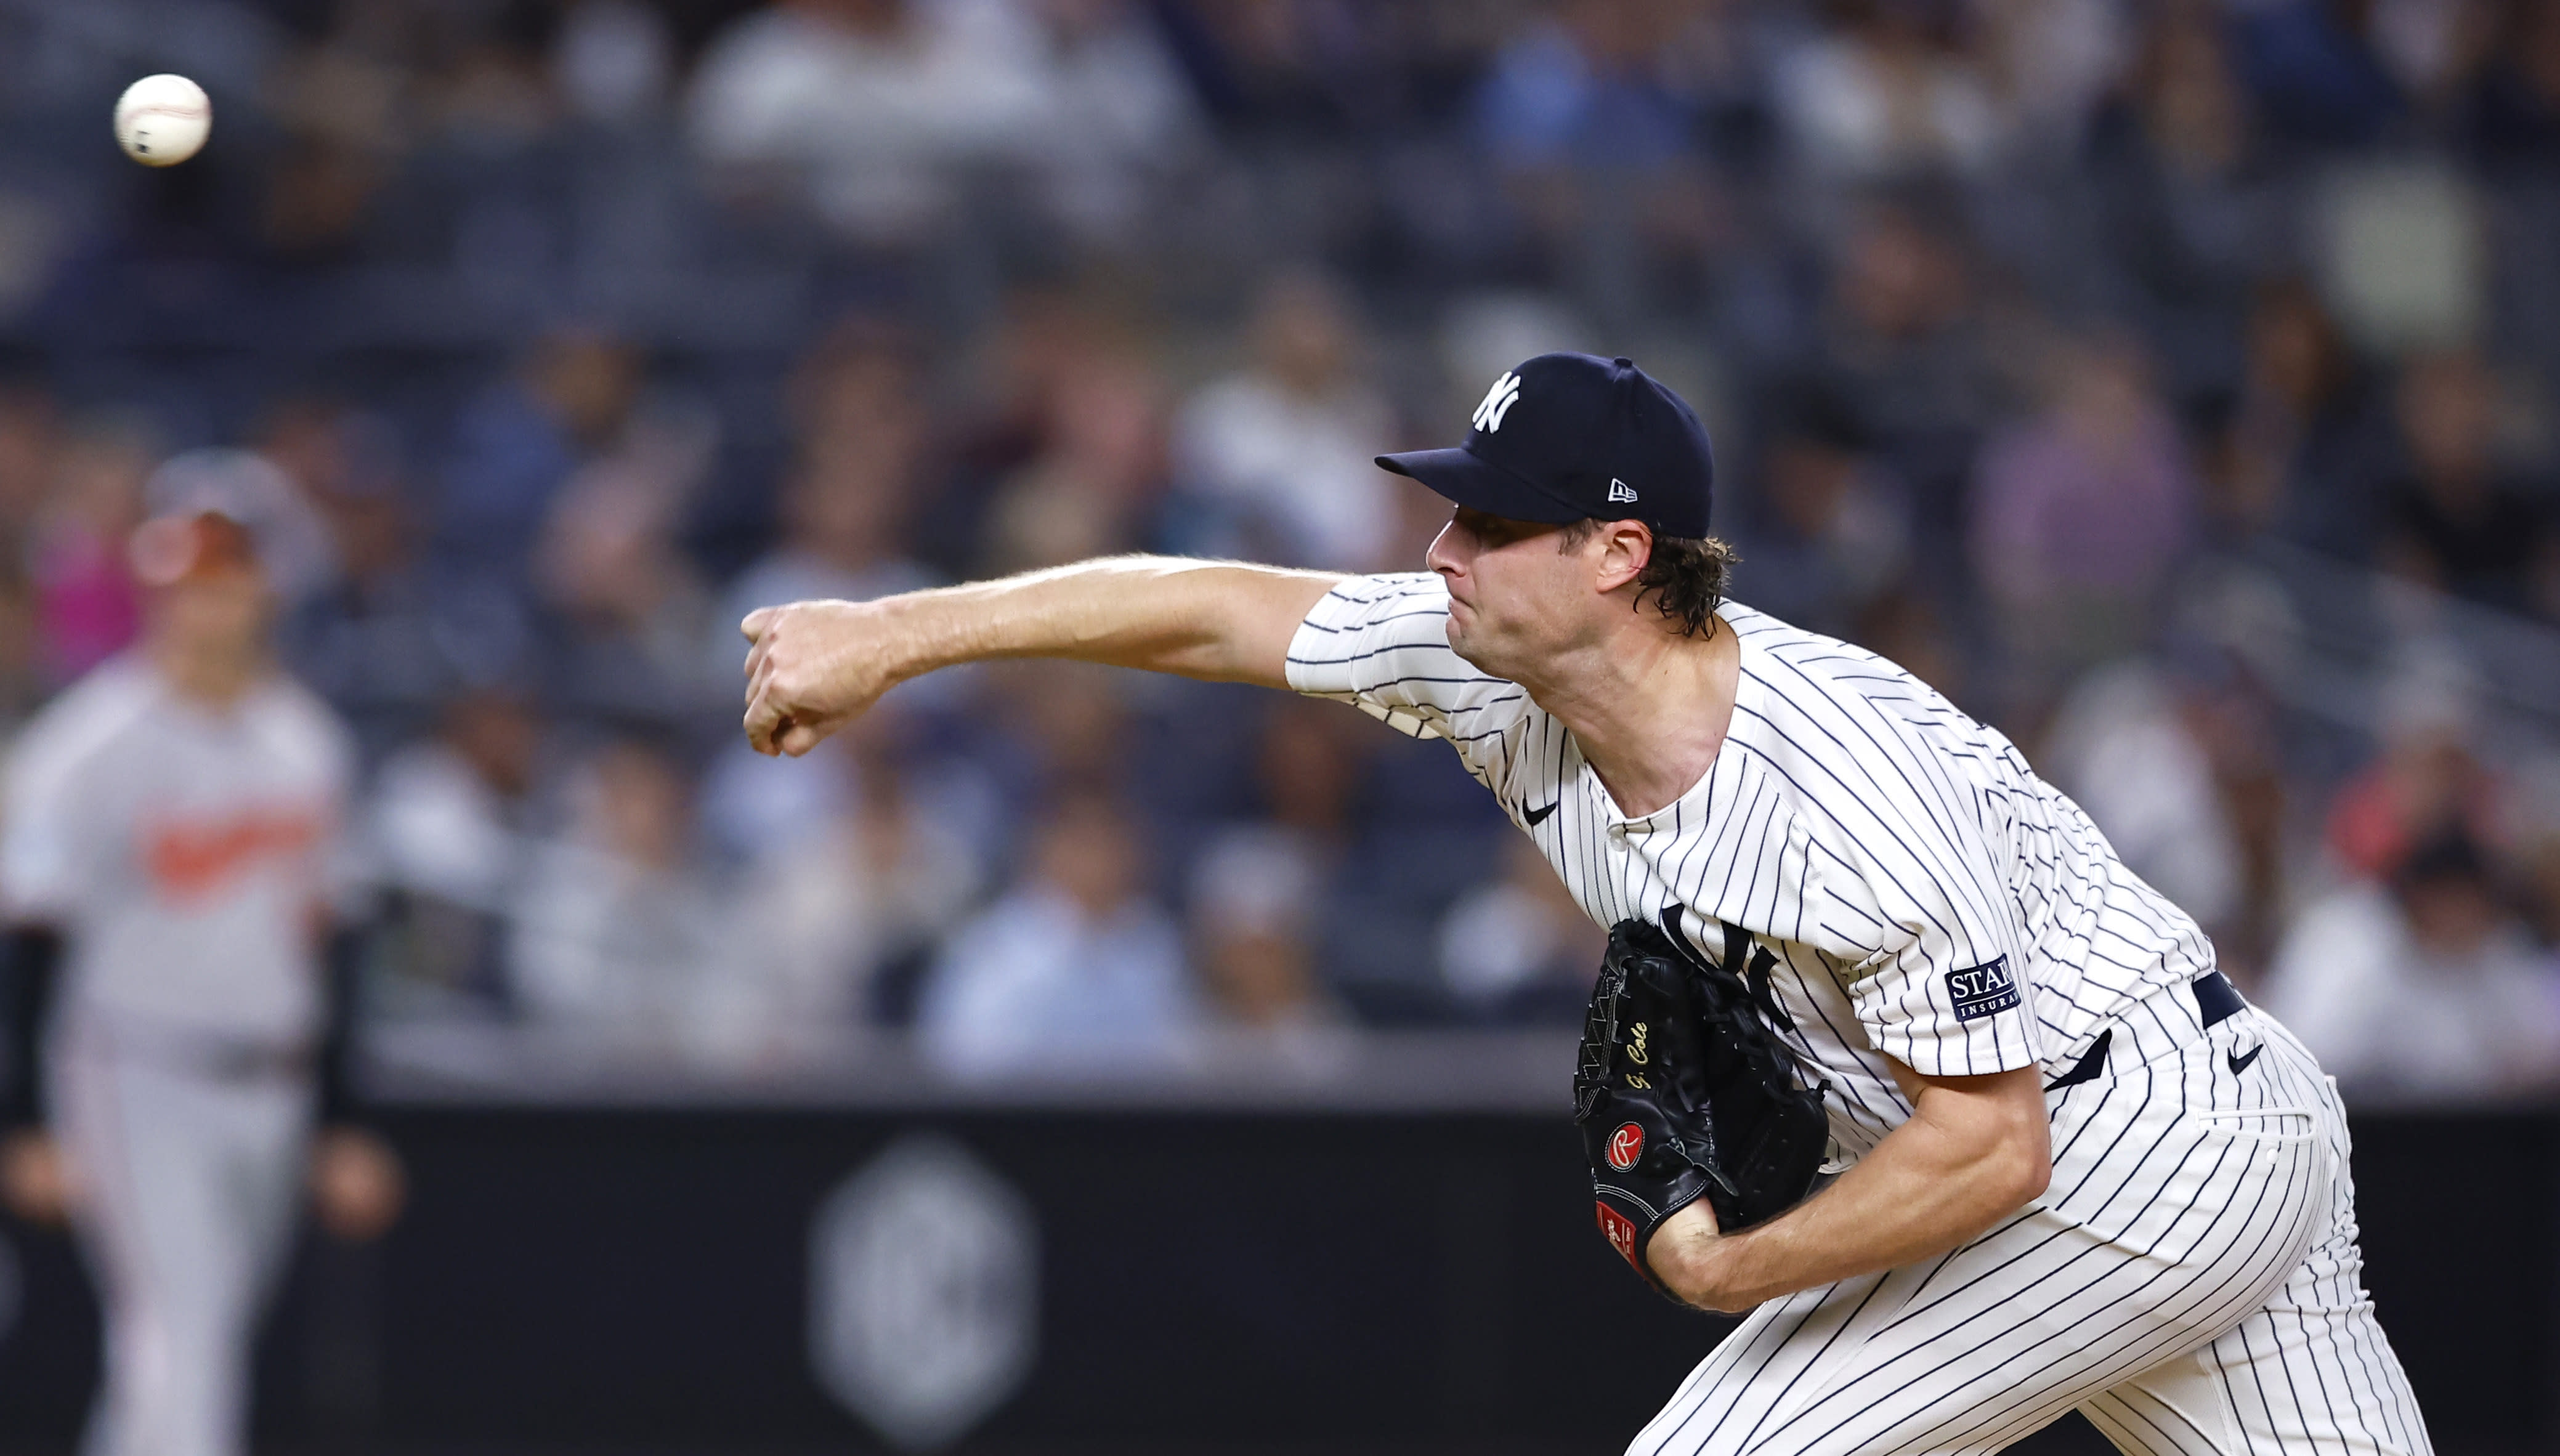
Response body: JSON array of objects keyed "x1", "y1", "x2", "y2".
[{"x1": 0, "y1": 1108, "x2": 2545, "y2": 1454}]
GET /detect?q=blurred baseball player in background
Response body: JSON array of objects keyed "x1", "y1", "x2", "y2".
[
  {"x1": 0, "y1": 474, "x2": 403, "y2": 1456},
  {"x1": 740, "y1": 354, "x2": 2428, "y2": 1455}
]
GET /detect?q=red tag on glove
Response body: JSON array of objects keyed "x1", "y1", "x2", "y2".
[{"x1": 1597, "y1": 1201, "x2": 1643, "y2": 1271}]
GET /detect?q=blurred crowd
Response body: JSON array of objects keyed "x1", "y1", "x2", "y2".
[{"x1": 1, "y1": 0, "x2": 2559, "y2": 1101}]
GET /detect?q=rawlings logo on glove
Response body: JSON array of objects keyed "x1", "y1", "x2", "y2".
[{"x1": 1573, "y1": 911, "x2": 1831, "y2": 1300}]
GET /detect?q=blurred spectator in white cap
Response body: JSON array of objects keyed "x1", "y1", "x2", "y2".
[
  {"x1": 1172, "y1": 270, "x2": 1400, "y2": 572},
  {"x1": 2262, "y1": 828, "x2": 2560, "y2": 1104}
]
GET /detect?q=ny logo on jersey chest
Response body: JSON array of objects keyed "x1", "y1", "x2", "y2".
[{"x1": 1659, "y1": 904, "x2": 1797, "y2": 1033}]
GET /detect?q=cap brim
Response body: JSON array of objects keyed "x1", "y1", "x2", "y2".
[{"x1": 1375, "y1": 446, "x2": 1584, "y2": 525}]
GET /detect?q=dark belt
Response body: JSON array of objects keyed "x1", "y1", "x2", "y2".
[{"x1": 2047, "y1": 971, "x2": 2245, "y2": 1091}]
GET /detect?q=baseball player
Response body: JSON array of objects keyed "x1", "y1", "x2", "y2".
[
  {"x1": 0, "y1": 503, "x2": 402, "y2": 1456},
  {"x1": 740, "y1": 352, "x2": 2429, "y2": 1455}
]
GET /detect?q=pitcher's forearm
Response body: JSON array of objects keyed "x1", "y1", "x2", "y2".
[
  {"x1": 876, "y1": 557, "x2": 1342, "y2": 687},
  {"x1": 742, "y1": 556, "x2": 1343, "y2": 756}
]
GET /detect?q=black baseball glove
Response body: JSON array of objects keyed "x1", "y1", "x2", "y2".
[{"x1": 1574, "y1": 915, "x2": 1829, "y2": 1296}]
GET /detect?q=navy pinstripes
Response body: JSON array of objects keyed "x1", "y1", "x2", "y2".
[{"x1": 1283, "y1": 580, "x2": 2429, "y2": 1456}]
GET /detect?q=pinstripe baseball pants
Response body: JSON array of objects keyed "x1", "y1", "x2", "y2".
[{"x1": 1629, "y1": 985, "x2": 2431, "y2": 1456}]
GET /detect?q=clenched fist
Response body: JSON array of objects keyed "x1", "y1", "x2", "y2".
[{"x1": 741, "y1": 599, "x2": 906, "y2": 758}]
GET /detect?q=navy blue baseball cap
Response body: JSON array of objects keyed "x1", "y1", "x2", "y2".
[{"x1": 1378, "y1": 353, "x2": 1715, "y2": 538}]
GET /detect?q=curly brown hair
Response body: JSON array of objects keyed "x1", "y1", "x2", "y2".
[{"x1": 1558, "y1": 519, "x2": 1739, "y2": 639}]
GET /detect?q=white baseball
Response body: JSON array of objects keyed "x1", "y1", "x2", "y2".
[{"x1": 115, "y1": 75, "x2": 211, "y2": 168}]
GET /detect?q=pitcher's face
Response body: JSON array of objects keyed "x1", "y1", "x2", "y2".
[{"x1": 1425, "y1": 508, "x2": 1594, "y2": 676}]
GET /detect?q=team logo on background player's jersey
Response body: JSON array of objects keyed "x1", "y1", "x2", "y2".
[
  {"x1": 1472, "y1": 371, "x2": 1523, "y2": 432},
  {"x1": 1606, "y1": 1122, "x2": 1645, "y2": 1170},
  {"x1": 145, "y1": 806, "x2": 325, "y2": 902},
  {"x1": 1947, "y1": 955, "x2": 2020, "y2": 1022}
]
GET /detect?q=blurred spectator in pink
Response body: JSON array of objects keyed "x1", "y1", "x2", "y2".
[
  {"x1": 2262, "y1": 830, "x2": 2560, "y2": 1102},
  {"x1": 1436, "y1": 836, "x2": 1607, "y2": 1023},
  {"x1": 1172, "y1": 270, "x2": 1398, "y2": 571},
  {"x1": 29, "y1": 415, "x2": 153, "y2": 689},
  {"x1": 915, "y1": 790, "x2": 1199, "y2": 1080},
  {"x1": 1971, "y1": 331, "x2": 2197, "y2": 686},
  {"x1": 2378, "y1": 349, "x2": 2558, "y2": 620}
]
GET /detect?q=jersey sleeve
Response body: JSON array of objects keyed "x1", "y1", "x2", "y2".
[
  {"x1": 1759, "y1": 705, "x2": 2041, "y2": 1078},
  {"x1": 0, "y1": 717, "x2": 106, "y2": 923},
  {"x1": 1284, "y1": 573, "x2": 1534, "y2": 787},
  {"x1": 1834, "y1": 852, "x2": 2039, "y2": 1078}
]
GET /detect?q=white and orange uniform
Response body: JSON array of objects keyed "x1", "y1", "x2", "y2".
[{"x1": 1, "y1": 653, "x2": 356, "y2": 1456}]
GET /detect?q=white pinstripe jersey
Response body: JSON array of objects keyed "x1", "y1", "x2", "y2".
[{"x1": 1287, "y1": 574, "x2": 2215, "y2": 1158}]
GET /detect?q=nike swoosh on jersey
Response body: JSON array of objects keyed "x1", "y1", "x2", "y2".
[
  {"x1": 1523, "y1": 799, "x2": 1559, "y2": 827},
  {"x1": 2227, "y1": 1045, "x2": 2263, "y2": 1075}
]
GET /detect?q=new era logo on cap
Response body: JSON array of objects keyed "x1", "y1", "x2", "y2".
[{"x1": 1376, "y1": 353, "x2": 1714, "y2": 538}]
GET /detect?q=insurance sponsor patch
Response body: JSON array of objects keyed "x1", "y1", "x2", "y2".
[{"x1": 1947, "y1": 955, "x2": 2020, "y2": 1022}]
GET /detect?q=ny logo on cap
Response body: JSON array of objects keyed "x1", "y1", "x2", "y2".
[
  {"x1": 1608, "y1": 479, "x2": 1638, "y2": 503},
  {"x1": 1472, "y1": 371, "x2": 1523, "y2": 433}
]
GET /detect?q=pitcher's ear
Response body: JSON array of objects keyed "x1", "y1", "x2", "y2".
[{"x1": 1594, "y1": 518, "x2": 1655, "y2": 594}]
